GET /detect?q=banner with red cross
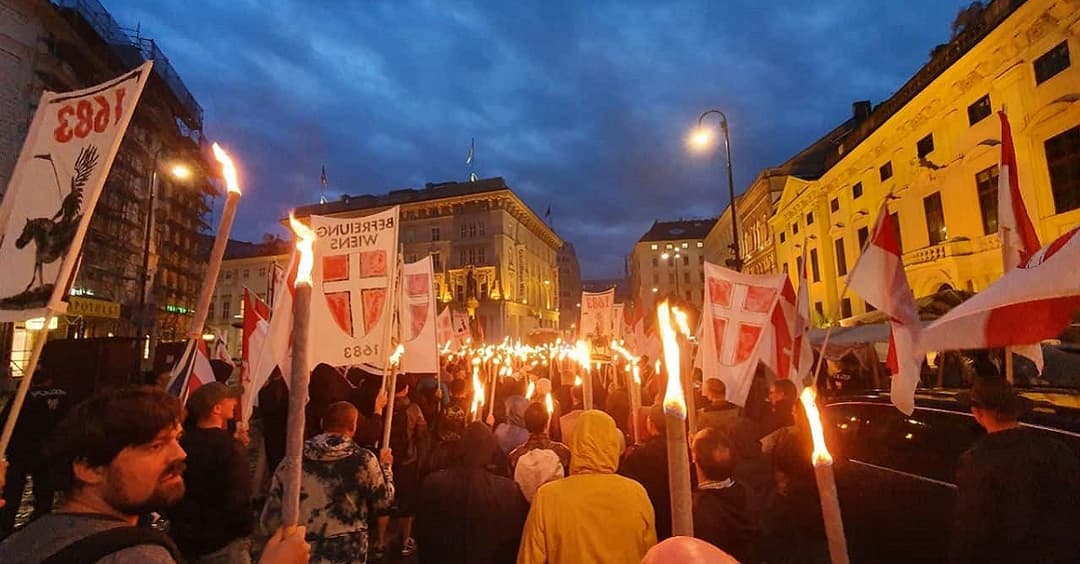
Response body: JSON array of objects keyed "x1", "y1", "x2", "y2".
[
  {"x1": 699, "y1": 261, "x2": 786, "y2": 406},
  {"x1": 309, "y1": 206, "x2": 400, "y2": 369},
  {"x1": 401, "y1": 255, "x2": 438, "y2": 373}
]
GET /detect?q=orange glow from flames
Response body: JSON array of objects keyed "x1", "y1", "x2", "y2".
[
  {"x1": 288, "y1": 213, "x2": 315, "y2": 286},
  {"x1": 657, "y1": 301, "x2": 686, "y2": 419},
  {"x1": 799, "y1": 387, "x2": 833, "y2": 465},
  {"x1": 211, "y1": 143, "x2": 241, "y2": 195},
  {"x1": 525, "y1": 381, "x2": 536, "y2": 400},
  {"x1": 545, "y1": 392, "x2": 554, "y2": 415}
]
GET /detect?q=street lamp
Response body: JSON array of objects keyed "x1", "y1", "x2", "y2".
[
  {"x1": 137, "y1": 155, "x2": 193, "y2": 359},
  {"x1": 693, "y1": 109, "x2": 743, "y2": 271}
]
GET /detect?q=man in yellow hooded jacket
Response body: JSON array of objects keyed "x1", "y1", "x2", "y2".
[{"x1": 517, "y1": 410, "x2": 657, "y2": 564}]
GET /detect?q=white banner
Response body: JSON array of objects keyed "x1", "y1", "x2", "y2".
[
  {"x1": 402, "y1": 256, "x2": 437, "y2": 373},
  {"x1": 309, "y1": 207, "x2": 400, "y2": 368},
  {"x1": 0, "y1": 63, "x2": 152, "y2": 321},
  {"x1": 612, "y1": 303, "x2": 625, "y2": 341},
  {"x1": 436, "y1": 306, "x2": 454, "y2": 349},
  {"x1": 451, "y1": 310, "x2": 471, "y2": 346},
  {"x1": 580, "y1": 288, "x2": 615, "y2": 340},
  {"x1": 699, "y1": 261, "x2": 786, "y2": 405}
]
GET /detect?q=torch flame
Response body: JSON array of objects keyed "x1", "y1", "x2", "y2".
[
  {"x1": 211, "y1": 143, "x2": 241, "y2": 195},
  {"x1": 799, "y1": 387, "x2": 833, "y2": 465},
  {"x1": 545, "y1": 392, "x2": 554, "y2": 415},
  {"x1": 673, "y1": 306, "x2": 692, "y2": 338},
  {"x1": 658, "y1": 301, "x2": 686, "y2": 420},
  {"x1": 633, "y1": 364, "x2": 641, "y2": 385},
  {"x1": 471, "y1": 365, "x2": 485, "y2": 417},
  {"x1": 525, "y1": 381, "x2": 535, "y2": 400},
  {"x1": 389, "y1": 343, "x2": 406, "y2": 367},
  {"x1": 288, "y1": 213, "x2": 316, "y2": 287},
  {"x1": 574, "y1": 374, "x2": 583, "y2": 387}
]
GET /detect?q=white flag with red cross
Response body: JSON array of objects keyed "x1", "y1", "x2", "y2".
[
  {"x1": 699, "y1": 261, "x2": 786, "y2": 406},
  {"x1": 401, "y1": 255, "x2": 438, "y2": 373},
  {"x1": 308, "y1": 207, "x2": 400, "y2": 370}
]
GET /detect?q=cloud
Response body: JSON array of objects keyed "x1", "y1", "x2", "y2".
[{"x1": 105, "y1": 0, "x2": 968, "y2": 279}]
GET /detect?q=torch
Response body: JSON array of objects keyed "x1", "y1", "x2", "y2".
[
  {"x1": 575, "y1": 340, "x2": 593, "y2": 410},
  {"x1": 380, "y1": 343, "x2": 407, "y2": 449},
  {"x1": 545, "y1": 392, "x2": 555, "y2": 435},
  {"x1": 657, "y1": 300, "x2": 693, "y2": 537},
  {"x1": 525, "y1": 380, "x2": 536, "y2": 400},
  {"x1": 470, "y1": 358, "x2": 484, "y2": 422},
  {"x1": 800, "y1": 387, "x2": 850, "y2": 564},
  {"x1": 187, "y1": 143, "x2": 241, "y2": 341},
  {"x1": 281, "y1": 213, "x2": 314, "y2": 527},
  {"x1": 672, "y1": 307, "x2": 697, "y2": 434},
  {"x1": 611, "y1": 340, "x2": 642, "y2": 444}
]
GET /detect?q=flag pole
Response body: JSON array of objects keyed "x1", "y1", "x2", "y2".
[{"x1": 808, "y1": 202, "x2": 884, "y2": 387}]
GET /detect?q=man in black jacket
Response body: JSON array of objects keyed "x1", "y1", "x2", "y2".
[
  {"x1": 619, "y1": 403, "x2": 674, "y2": 540},
  {"x1": 691, "y1": 427, "x2": 758, "y2": 562},
  {"x1": 950, "y1": 378, "x2": 1080, "y2": 564},
  {"x1": 168, "y1": 382, "x2": 253, "y2": 562}
]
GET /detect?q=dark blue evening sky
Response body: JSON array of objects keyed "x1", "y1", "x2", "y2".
[{"x1": 104, "y1": 0, "x2": 971, "y2": 278}]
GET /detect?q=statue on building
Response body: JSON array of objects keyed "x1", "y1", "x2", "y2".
[{"x1": 466, "y1": 267, "x2": 478, "y2": 300}]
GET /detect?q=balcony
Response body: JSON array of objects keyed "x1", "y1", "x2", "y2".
[{"x1": 902, "y1": 233, "x2": 1001, "y2": 266}]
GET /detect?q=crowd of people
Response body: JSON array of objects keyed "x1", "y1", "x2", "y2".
[{"x1": 0, "y1": 349, "x2": 1076, "y2": 563}]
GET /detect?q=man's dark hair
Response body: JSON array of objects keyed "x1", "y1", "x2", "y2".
[
  {"x1": 693, "y1": 428, "x2": 735, "y2": 481},
  {"x1": 523, "y1": 402, "x2": 550, "y2": 434},
  {"x1": 450, "y1": 378, "x2": 467, "y2": 398},
  {"x1": 322, "y1": 401, "x2": 358, "y2": 433},
  {"x1": 47, "y1": 386, "x2": 181, "y2": 493}
]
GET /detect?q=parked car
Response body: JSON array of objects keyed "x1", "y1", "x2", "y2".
[{"x1": 823, "y1": 388, "x2": 1080, "y2": 563}]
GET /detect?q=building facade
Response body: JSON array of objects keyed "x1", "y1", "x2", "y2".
[
  {"x1": 628, "y1": 218, "x2": 716, "y2": 314},
  {"x1": 557, "y1": 242, "x2": 581, "y2": 332},
  {"x1": 205, "y1": 238, "x2": 291, "y2": 358},
  {"x1": 2, "y1": 0, "x2": 213, "y2": 374},
  {"x1": 771, "y1": 0, "x2": 1080, "y2": 326},
  {"x1": 294, "y1": 177, "x2": 563, "y2": 342}
]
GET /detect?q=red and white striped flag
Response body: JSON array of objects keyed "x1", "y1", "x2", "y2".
[
  {"x1": 998, "y1": 111, "x2": 1046, "y2": 370},
  {"x1": 919, "y1": 226, "x2": 1080, "y2": 362},
  {"x1": 242, "y1": 252, "x2": 297, "y2": 424},
  {"x1": 847, "y1": 204, "x2": 921, "y2": 415},
  {"x1": 166, "y1": 338, "x2": 217, "y2": 402}
]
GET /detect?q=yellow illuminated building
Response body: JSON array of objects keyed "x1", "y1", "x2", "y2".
[{"x1": 771, "y1": 0, "x2": 1080, "y2": 326}]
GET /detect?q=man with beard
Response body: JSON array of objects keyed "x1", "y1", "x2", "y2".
[{"x1": 0, "y1": 386, "x2": 190, "y2": 562}]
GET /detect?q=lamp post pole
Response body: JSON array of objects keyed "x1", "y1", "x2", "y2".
[
  {"x1": 137, "y1": 152, "x2": 162, "y2": 361},
  {"x1": 697, "y1": 110, "x2": 742, "y2": 272}
]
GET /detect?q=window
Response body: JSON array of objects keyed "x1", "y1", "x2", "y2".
[
  {"x1": 835, "y1": 238, "x2": 847, "y2": 276},
  {"x1": 697, "y1": 241, "x2": 704, "y2": 248},
  {"x1": 814, "y1": 301, "x2": 824, "y2": 320},
  {"x1": 857, "y1": 226, "x2": 869, "y2": 250},
  {"x1": 685, "y1": 290, "x2": 692, "y2": 300},
  {"x1": 968, "y1": 94, "x2": 991, "y2": 125},
  {"x1": 890, "y1": 212, "x2": 903, "y2": 254},
  {"x1": 477, "y1": 247, "x2": 486, "y2": 264},
  {"x1": 917, "y1": 133, "x2": 934, "y2": 158},
  {"x1": 242, "y1": 269, "x2": 249, "y2": 280},
  {"x1": 682, "y1": 255, "x2": 689, "y2": 266},
  {"x1": 478, "y1": 222, "x2": 486, "y2": 236},
  {"x1": 810, "y1": 249, "x2": 820, "y2": 282},
  {"x1": 208, "y1": 299, "x2": 215, "y2": 320},
  {"x1": 683, "y1": 272, "x2": 690, "y2": 283},
  {"x1": 840, "y1": 298, "x2": 852, "y2": 319},
  {"x1": 779, "y1": 231, "x2": 786, "y2": 243},
  {"x1": 223, "y1": 270, "x2": 233, "y2": 281},
  {"x1": 830, "y1": 198, "x2": 840, "y2": 213},
  {"x1": 431, "y1": 227, "x2": 440, "y2": 241},
  {"x1": 796, "y1": 255, "x2": 804, "y2": 276},
  {"x1": 698, "y1": 255, "x2": 704, "y2": 265},
  {"x1": 460, "y1": 250, "x2": 467, "y2": 266},
  {"x1": 975, "y1": 165, "x2": 1000, "y2": 235},
  {"x1": 681, "y1": 242, "x2": 688, "y2": 249},
  {"x1": 1034, "y1": 41, "x2": 1070, "y2": 85},
  {"x1": 666, "y1": 243, "x2": 673, "y2": 249},
  {"x1": 806, "y1": 212, "x2": 814, "y2": 225},
  {"x1": 792, "y1": 223, "x2": 799, "y2": 235},
  {"x1": 668, "y1": 272, "x2": 675, "y2": 283},
  {"x1": 924, "y1": 192, "x2": 946, "y2": 245},
  {"x1": 852, "y1": 182, "x2": 864, "y2": 199},
  {"x1": 866, "y1": 301, "x2": 877, "y2": 312},
  {"x1": 432, "y1": 252, "x2": 442, "y2": 271},
  {"x1": 651, "y1": 244, "x2": 658, "y2": 250},
  {"x1": 468, "y1": 224, "x2": 477, "y2": 237},
  {"x1": 879, "y1": 162, "x2": 893, "y2": 181},
  {"x1": 222, "y1": 297, "x2": 231, "y2": 320},
  {"x1": 652, "y1": 273, "x2": 659, "y2": 284},
  {"x1": 460, "y1": 225, "x2": 468, "y2": 238},
  {"x1": 1045, "y1": 125, "x2": 1080, "y2": 214}
]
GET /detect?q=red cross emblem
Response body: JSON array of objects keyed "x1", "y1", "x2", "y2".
[
  {"x1": 321, "y1": 250, "x2": 388, "y2": 337},
  {"x1": 707, "y1": 276, "x2": 776, "y2": 366}
]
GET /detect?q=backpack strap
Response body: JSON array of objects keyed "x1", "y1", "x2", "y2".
[{"x1": 40, "y1": 526, "x2": 184, "y2": 564}]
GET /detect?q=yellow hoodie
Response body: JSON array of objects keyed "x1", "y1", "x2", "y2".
[{"x1": 517, "y1": 410, "x2": 657, "y2": 564}]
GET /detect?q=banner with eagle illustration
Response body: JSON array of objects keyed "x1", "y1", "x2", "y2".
[
  {"x1": 0, "y1": 62, "x2": 152, "y2": 322},
  {"x1": 308, "y1": 207, "x2": 400, "y2": 370}
]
